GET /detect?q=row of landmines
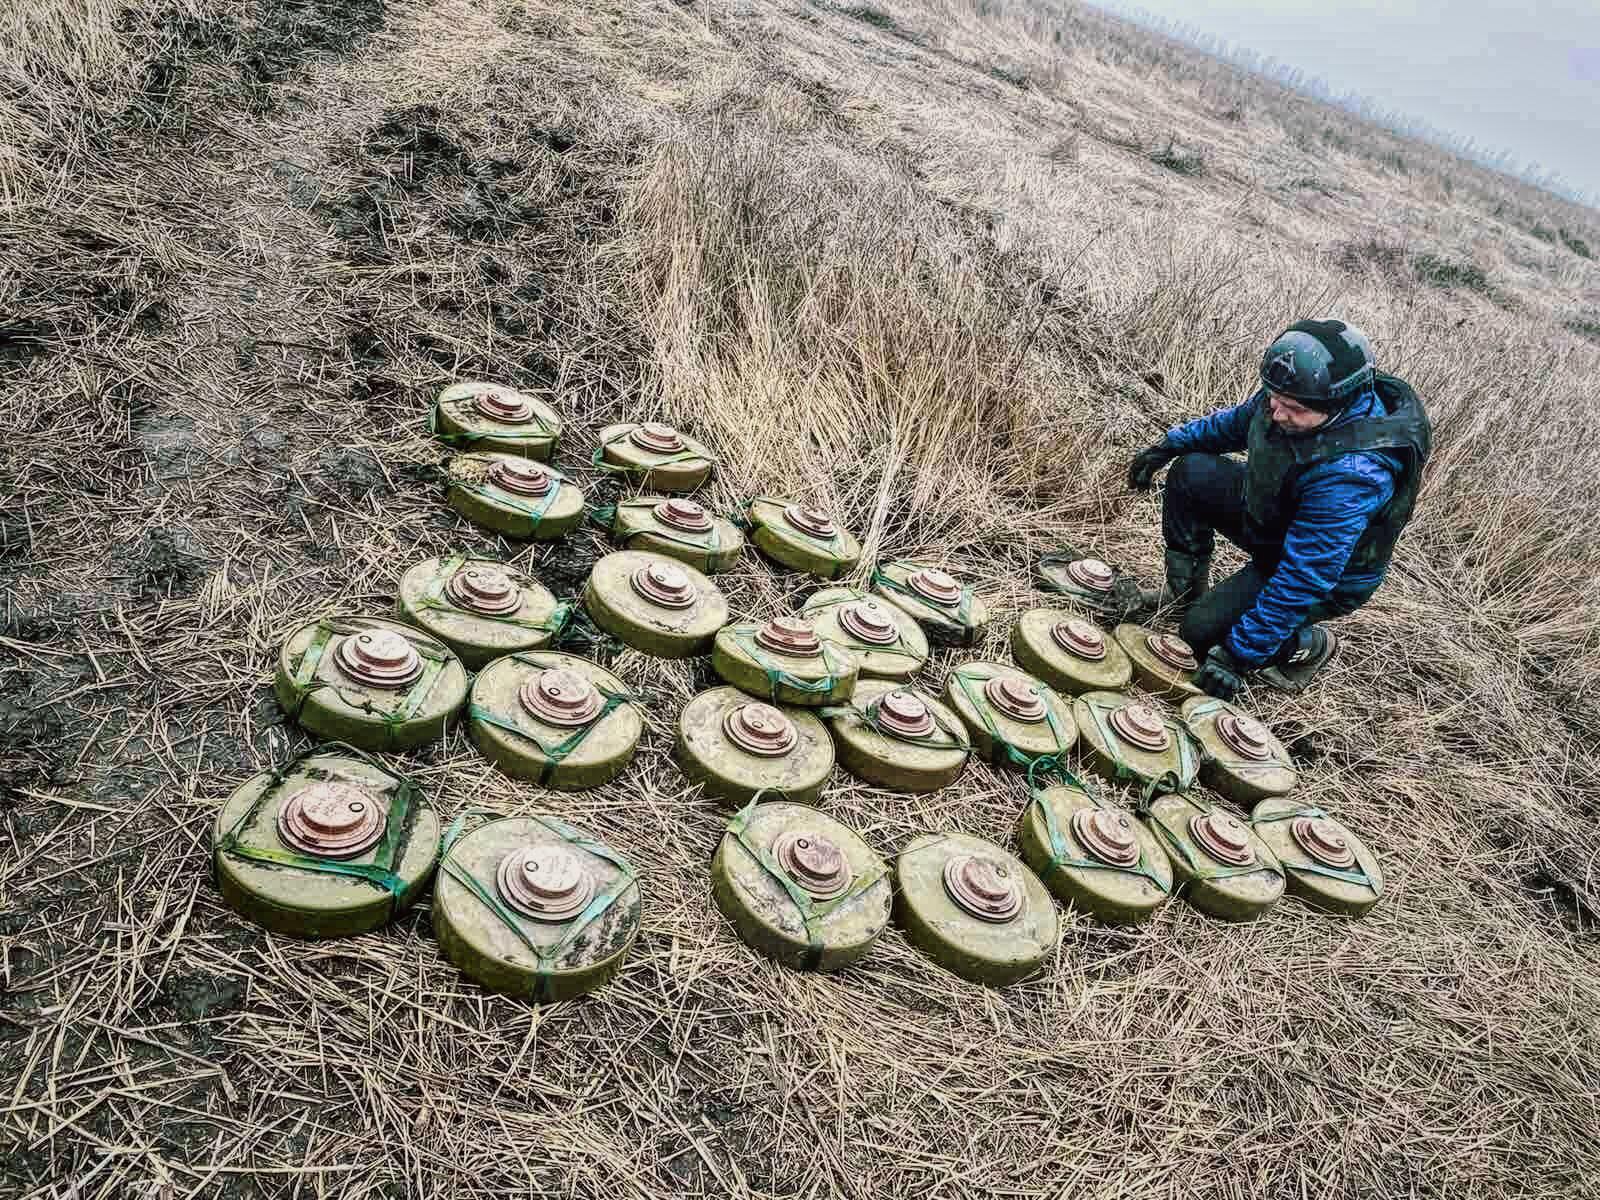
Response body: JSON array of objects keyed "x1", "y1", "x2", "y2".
[{"x1": 213, "y1": 384, "x2": 1383, "y2": 997}]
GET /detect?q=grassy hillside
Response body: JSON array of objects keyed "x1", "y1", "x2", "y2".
[{"x1": 3, "y1": 0, "x2": 1599, "y2": 1195}]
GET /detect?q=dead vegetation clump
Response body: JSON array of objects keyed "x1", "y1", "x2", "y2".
[{"x1": 3, "y1": 0, "x2": 1600, "y2": 1196}]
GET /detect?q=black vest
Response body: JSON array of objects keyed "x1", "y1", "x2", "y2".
[{"x1": 1244, "y1": 372, "x2": 1431, "y2": 577}]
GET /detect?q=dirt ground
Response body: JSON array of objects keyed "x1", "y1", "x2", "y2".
[{"x1": 3, "y1": 0, "x2": 1600, "y2": 1196}]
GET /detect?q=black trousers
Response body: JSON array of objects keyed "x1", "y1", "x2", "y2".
[{"x1": 1162, "y1": 454, "x2": 1363, "y2": 662}]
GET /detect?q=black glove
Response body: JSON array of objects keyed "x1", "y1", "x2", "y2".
[
  {"x1": 1194, "y1": 643, "x2": 1249, "y2": 701},
  {"x1": 1128, "y1": 442, "x2": 1178, "y2": 491}
]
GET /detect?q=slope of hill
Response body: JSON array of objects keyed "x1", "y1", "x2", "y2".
[{"x1": 3, "y1": 1, "x2": 1599, "y2": 1195}]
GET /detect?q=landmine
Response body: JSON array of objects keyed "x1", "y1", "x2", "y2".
[
  {"x1": 445, "y1": 453, "x2": 585, "y2": 540},
  {"x1": 895, "y1": 833, "x2": 1057, "y2": 986},
  {"x1": 712, "y1": 617, "x2": 859, "y2": 707},
  {"x1": 433, "y1": 814, "x2": 641, "y2": 1002},
  {"x1": 1009, "y1": 608, "x2": 1134, "y2": 695},
  {"x1": 1114, "y1": 624, "x2": 1203, "y2": 698},
  {"x1": 825, "y1": 680, "x2": 970, "y2": 793},
  {"x1": 431, "y1": 381, "x2": 561, "y2": 459},
  {"x1": 1033, "y1": 553, "x2": 1126, "y2": 617},
  {"x1": 596, "y1": 421, "x2": 715, "y2": 493},
  {"x1": 275, "y1": 616, "x2": 467, "y2": 751},
  {"x1": 711, "y1": 801, "x2": 891, "y2": 971},
  {"x1": 1249, "y1": 798, "x2": 1384, "y2": 916},
  {"x1": 1015, "y1": 782, "x2": 1173, "y2": 925},
  {"x1": 396, "y1": 555, "x2": 566, "y2": 669},
  {"x1": 872, "y1": 561, "x2": 989, "y2": 647},
  {"x1": 1181, "y1": 697, "x2": 1297, "y2": 804},
  {"x1": 801, "y1": 588, "x2": 929, "y2": 680},
  {"x1": 606, "y1": 497, "x2": 745, "y2": 573},
  {"x1": 676, "y1": 686, "x2": 835, "y2": 806},
  {"x1": 743, "y1": 498, "x2": 862, "y2": 579},
  {"x1": 1073, "y1": 691, "x2": 1200, "y2": 794},
  {"x1": 213, "y1": 750, "x2": 439, "y2": 938},
  {"x1": 468, "y1": 651, "x2": 643, "y2": 790},
  {"x1": 582, "y1": 550, "x2": 729, "y2": 658},
  {"x1": 943, "y1": 661, "x2": 1077, "y2": 769},
  {"x1": 1142, "y1": 795, "x2": 1285, "y2": 921}
]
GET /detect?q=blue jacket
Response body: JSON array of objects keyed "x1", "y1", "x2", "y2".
[{"x1": 1164, "y1": 388, "x2": 1404, "y2": 666}]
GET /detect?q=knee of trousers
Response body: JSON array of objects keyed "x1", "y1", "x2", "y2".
[{"x1": 1166, "y1": 452, "x2": 1222, "y2": 494}]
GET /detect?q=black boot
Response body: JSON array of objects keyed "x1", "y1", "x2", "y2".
[
  {"x1": 1114, "y1": 550, "x2": 1212, "y2": 623},
  {"x1": 1259, "y1": 625, "x2": 1339, "y2": 693}
]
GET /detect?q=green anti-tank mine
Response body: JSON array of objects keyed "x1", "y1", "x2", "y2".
[
  {"x1": 1015, "y1": 782, "x2": 1172, "y2": 925},
  {"x1": 275, "y1": 616, "x2": 468, "y2": 751},
  {"x1": 895, "y1": 832, "x2": 1057, "y2": 987},
  {"x1": 801, "y1": 588, "x2": 929, "y2": 680},
  {"x1": 872, "y1": 561, "x2": 989, "y2": 647},
  {"x1": 395, "y1": 555, "x2": 565, "y2": 669},
  {"x1": 1010, "y1": 608, "x2": 1134, "y2": 696},
  {"x1": 212, "y1": 749, "x2": 439, "y2": 938},
  {"x1": 743, "y1": 498, "x2": 862, "y2": 579},
  {"x1": 582, "y1": 550, "x2": 728, "y2": 658},
  {"x1": 676, "y1": 686, "x2": 835, "y2": 806},
  {"x1": 1114, "y1": 624, "x2": 1203, "y2": 698},
  {"x1": 468, "y1": 651, "x2": 643, "y2": 790},
  {"x1": 1143, "y1": 794, "x2": 1284, "y2": 922},
  {"x1": 1033, "y1": 553, "x2": 1127, "y2": 617},
  {"x1": 1250, "y1": 798, "x2": 1383, "y2": 916},
  {"x1": 607, "y1": 497, "x2": 744, "y2": 573},
  {"x1": 1072, "y1": 691, "x2": 1199, "y2": 793},
  {"x1": 943, "y1": 661, "x2": 1077, "y2": 768},
  {"x1": 596, "y1": 422, "x2": 715, "y2": 493},
  {"x1": 431, "y1": 381, "x2": 561, "y2": 459},
  {"x1": 711, "y1": 801, "x2": 891, "y2": 971},
  {"x1": 1181, "y1": 696, "x2": 1297, "y2": 804},
  {"x1": 712, "y1": 617, "x2": 859, "y2": 707},
  {"x1": 825, "y1": 680, "x2": 970, "y2": 793},
  {"x1": 445, "y1": 453, "x2": 585, "y2": 540},
  {"x1": 433, "y1": 814, "x2": 641, "y2": 1002}
]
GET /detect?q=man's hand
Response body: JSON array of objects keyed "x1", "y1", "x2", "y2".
[
  {"x1": 1127, "y1": 442, "x2": 1179, "y2": 491},
  {"x1": 1194, "y1": 644, "x2": 1249, "y2": 701}
]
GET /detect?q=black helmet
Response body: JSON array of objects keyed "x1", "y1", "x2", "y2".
[{"x1": 1259, "y1": 319, "x2": 1375, "y2": 412}]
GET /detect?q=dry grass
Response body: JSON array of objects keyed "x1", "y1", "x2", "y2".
[{"x1": 3, "y1": 0, "x2": 1600, "y2": 1196}]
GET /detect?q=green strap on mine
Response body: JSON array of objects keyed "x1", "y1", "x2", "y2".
[
  {"x1": 414, "y1": 552, "x2": 574, "y2": 636},
  {"x1": 1182, "y1": 698, "x2": 1291, "y2": 775},
  {"x1": 724, "y1": 799, "x2": 887, "y2": 970},
  {"x1": 1138, "y1": 793, "x2": 1285, "y2": 887},
  {"x1": 731, "y1": 627, "x2": 852, "y2": 701},
  {"x1": 281, "y1": 619, "x2": 451, "y2": 749},
  {"x1": 215, "y1": 741, "x2": 420, "y2": 906},
  {"x1": 807, "y1": 589, "x2": 923, "y2": 664},
  {"x1": 450, "y1": 463, "x2": 569, "y2": 536},
  {"x1": 871, "y1": 568, "x2": 975, "y2": 631},
  {"x1": 949, "y1": 668, "x2": 1073, "y2": 785},
  {"x1": 1079, "y1": 693, "x2": 1199, "y2": 802},
  {"x1": 439, "y1": 810, "x2": 639, "y2": 1002},
  {"x1": 1248, "y1": 805, "x2": 1380, "y2": 891},
  {"x1": 816, "y1": 694, "x2": 970, "y2": 754},
  {"x1": 1030, "y1": 787, "x2": 1170, "y2": 894},
  {"x1": 427, "y1": 395, "x2": 559, "y2": 448},
  {"x1": 469, "y1": 667, "x2": 644, "y2": 784},
  {"x1": 590, "y1": 425, "x2": 714, "y2": 474},
  {"x1": 742, "y1": 497, "x2": 846, "y2": 576}
]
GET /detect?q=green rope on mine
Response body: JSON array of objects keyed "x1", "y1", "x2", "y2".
[
  {"x1": 745, "y1": 497, "x2": 846, "y2": 571},
  {"x1": 723, "y1": 799, "x2": 887, "y2": 971},
  {"x1": 1181, "y1": 698, "x2": 1296, "y2": 777},
  {"x1": 440, "y1": 810, "x2": 639, "y2": 1002},
  {"x1": 948, "y1": 668, "x2": 1072, "y2": 782},
  {"x1": 590, "y1": 425, "x2": 715, "y2": 475},
  {"x1": 282, "y1": 619, "x2": 453, "y2": 748},
  {"x1": 214, "y1": 741, "x2": 422, "y2": 905},
  {"x1": 450, "y1": 465, "x2": 568, "y2": 537},
  {"x1": 1138, "y1": 792, "x2": 1285, "y2": 888},
  {"x1": 731, "y1": 627, "x2": 851, "y2": 702},
  {"x1": 1029, "y1": 787, "x2": 1170, "y2": 895},
  {"x1": 1247, "y1": 805, "x2": 1381, "y2": 892},
  {"x1": 427, "y1": 394, "x2": 559, "y2": 447},
  {"x1": 470, "y1": 678, "x2": 643, "y2": 786},
  {"x1": 815, "y1": 692, "x2": 971, "y2": 754},
  {"x1": 870, "y1": 567, "x2": 976, "y2": 631},
  {"x1": 1079, "y1": 694, "x2": 1199, "y2": 800}
]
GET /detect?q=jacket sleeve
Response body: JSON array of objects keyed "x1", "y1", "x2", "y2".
[
  {"x1": 1162, "y1": 394, "x2": 1258, "y2": 455},
  {"x1": 1224, "y1": 456, "x2": 1397, "y2": 667}
]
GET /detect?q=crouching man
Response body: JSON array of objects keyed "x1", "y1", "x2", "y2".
[{"x1": 1125, "y1": 319, "x2": 1430, "y2": 700}]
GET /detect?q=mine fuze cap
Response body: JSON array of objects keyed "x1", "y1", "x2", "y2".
[{"x1": 1259, "y1": 319, "x2": 1375, "y2": 413}]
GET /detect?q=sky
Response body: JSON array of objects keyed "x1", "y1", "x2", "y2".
[{"x1": 1104, "y1": 1, "x2": 1600, "y2": 202}]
